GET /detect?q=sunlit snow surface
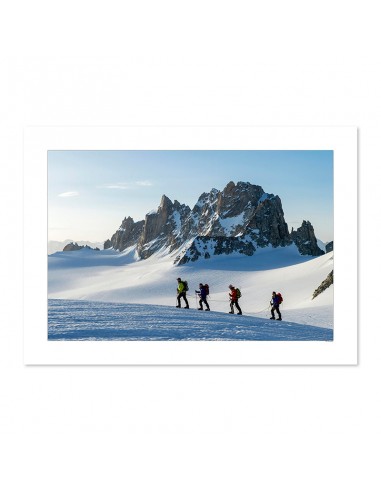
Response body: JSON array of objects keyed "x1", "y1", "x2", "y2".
[
  {"x1": 48, "y1": 244, "x2": 334, "y2": 341},
  {"x1": 48, "y1": 299, "x2": 333, "y2": 341}
]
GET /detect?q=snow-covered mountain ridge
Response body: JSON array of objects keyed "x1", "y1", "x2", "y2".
[{"x1": 105, "y1": 181, "x2": 325, "y2": 264}]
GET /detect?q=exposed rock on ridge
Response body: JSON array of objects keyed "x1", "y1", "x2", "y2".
[
  {"x1": 290, "y1": 221, "x2": 325, "y2": 256},
  {"x1": 177, "y1": 236, "x2": 256, "y2": 265},
  {"x1": 325, "y1": 241, "x2": 333, "y2": 253},
  {"x1": 106, "y1": 216, "x2": 144, "y2": 252},
  {"x1": 312, "y1": 270, "x2": 333, "y2": 299},
  {"x1": 63, "y1": 242, "x2": 100, "y2": 252}
]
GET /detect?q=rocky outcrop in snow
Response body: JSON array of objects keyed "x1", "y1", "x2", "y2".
[
  {"x1": 312, "y1": 270, "x2": 333, "y2": 299},
  {"x1": 105, "y1": 181, "x2": 323, "y2": 263},
  {"x1": 325, "y1": 241, "x2": 333, "y2": 253},
  {"x1": 176, "y1": 236, "x2": 256, "y2": 265}
]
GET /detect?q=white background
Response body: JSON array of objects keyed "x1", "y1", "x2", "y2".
[{"x1": 1, "y1": 1, "x2": 378, "y2": 491}]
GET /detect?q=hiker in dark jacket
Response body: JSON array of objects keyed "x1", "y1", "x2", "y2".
[
  {"x1": 228, "y1": 284, "x2": 242, "y2": 315},
  {"x1": 176, "y1": 277, "x2": 189, "y2": 308},
  {"x1": 195, "y1": 283, "x2": 210, "y2": 311},
  {"x1": 270, "y1": 291, "x2": 282, "y2": 320}
]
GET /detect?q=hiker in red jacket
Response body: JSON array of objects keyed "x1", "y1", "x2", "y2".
[{"x1": 228, "y1": 284, "x2": 242, "y2": 315}]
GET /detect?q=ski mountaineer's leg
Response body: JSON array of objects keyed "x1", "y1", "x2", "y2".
[
  {"x1": 176, "y1": 293, "x2": 181, "y2": 308},
  {"x1": 229, "y1": 300, "x2": 234, "y2": 314},
  {"x1": 270, "y1": 305, "x2": 275, "y2": 319},
  {"x1": 276, "y1": 305, "x2": 282, "y2": 320},
  {"x1": 198, "y1": 297, "x2": 203, "y2": 310},
  {"x1": 204, "y1": 297, "x2": 210, "y2": 311},
  {"x1": 235, "y1": 301, "x2": 242, "y2": 315},
  {"x1": 184, "y1": 293, "x2": 189, "y2": 309}
]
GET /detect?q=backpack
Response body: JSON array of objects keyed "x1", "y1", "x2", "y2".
[
  {"x1": 204, "y1": 284, "x2": 209, "y2": 296},
  {"x1": 236, "y1": 288, "x2": 242, "y2": 298},
  {"x1": 183, "y1": 280, "x2": 189, "y2": 292},
  {"x1": 277, "y1": 293, "x2": 283, "y2": 304}
]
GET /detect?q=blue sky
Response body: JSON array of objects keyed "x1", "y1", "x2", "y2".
[{"x1": 48, "y1": 150, "x2": 333, "y2": 243}]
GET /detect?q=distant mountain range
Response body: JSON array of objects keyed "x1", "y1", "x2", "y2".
[
  {"x1": 103, "y1": 181, "x2": 327, "y2": 264},
  {"x1": 48, "y1": 239, "x2": 103, "y2": 255}
]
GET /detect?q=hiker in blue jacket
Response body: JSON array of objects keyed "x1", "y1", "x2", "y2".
[
  {"x1": 195, "y1": 283, "x2": 210, "y2": 311},
  {"x1": 270, "y1": 291, "x2": 282, "y2": 320}
]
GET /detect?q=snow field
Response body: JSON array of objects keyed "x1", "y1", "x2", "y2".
[
  {"x1": 48, "y1": 245, "x2": 333, "y2": 333},
  {"x1": 48, "y1": 299, "x2": 333, "y2": 341}
]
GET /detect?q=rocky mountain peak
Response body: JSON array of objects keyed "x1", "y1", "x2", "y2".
[
  {"x1": 104, "y1": 181, "x2": 324, "y2": 263},
  {"x1": 290, "y1": 220, "x2": 324, "y2": 256},
  {"x1": 121, "y1": 216, "x2": 134, "y2": 228},
  {"x1": 159, "y1": 194, "x2": 173, "y2": 212},
  {"x1": 217, "y1": 181, "x2": 265, "y2": 219},
  {"x1": 223, "y1": 180, "x2": 236, "y2": 194}
]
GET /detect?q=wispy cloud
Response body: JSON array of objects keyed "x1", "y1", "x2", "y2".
[
  {"x1": 101, "y1": 184, "x2": 130, "y2": 190},
  {"x1": 98, "y1": 181, "x2": 153, "y2": 190},
  {"x1": 58, "y1": 191, "x2": 79, "y2": 198}
]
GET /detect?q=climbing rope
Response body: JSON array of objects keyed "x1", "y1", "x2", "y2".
[{"x1": 205, "y1": 296, "x2": 272, "y2": 316}]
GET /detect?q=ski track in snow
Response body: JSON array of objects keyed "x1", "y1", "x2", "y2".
[{"x1": 48, "y1": 299, "x2": 333, "y2": 341}]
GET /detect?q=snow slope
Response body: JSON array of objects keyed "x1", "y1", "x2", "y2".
[
  {"x1": 48, "y1": 245, "x2": 333, "y2": 332},
  {"x1": 48, "y1": 299, "x2": 333, "y2": 341}
]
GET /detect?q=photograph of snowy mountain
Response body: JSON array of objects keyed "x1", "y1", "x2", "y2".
[{"x1": 48, "y1": 150, "x2": 333, "y2": 341}]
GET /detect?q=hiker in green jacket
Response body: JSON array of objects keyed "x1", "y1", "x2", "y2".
[{"x1": 176, "y1": 277, "x2": 189, "y2": 309}]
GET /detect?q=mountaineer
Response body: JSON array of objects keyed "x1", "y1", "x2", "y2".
[{"x1": 176, "y1": 277, "x2": 190, "y2": 309}]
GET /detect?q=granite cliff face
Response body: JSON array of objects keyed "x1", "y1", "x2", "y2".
[
  {"x1": 137, "y1": 196, "x2": 192, "y2": 259},
  {"x1": 104, "y1": 181, "x2": 325, "y2": 263},
  {"x1": 290, "y1": 221, "x2": 325, "y2": 257},
  {"x1": 106, "y1": 216, "x2": 144, "y2": 252}
]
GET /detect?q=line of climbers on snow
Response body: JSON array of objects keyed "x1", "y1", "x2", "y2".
[{"x1": 176, "y1": 278, "x2": 283, "y2": 320}]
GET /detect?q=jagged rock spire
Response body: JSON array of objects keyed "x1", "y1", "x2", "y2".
[{"x1": 290, "y1": 220, "x2": 324, "y2": 256}]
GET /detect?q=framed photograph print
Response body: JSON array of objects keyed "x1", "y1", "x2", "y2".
[{"x1": 23, "y1": 126, "x2": 357, "y2": 365}]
